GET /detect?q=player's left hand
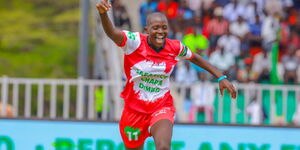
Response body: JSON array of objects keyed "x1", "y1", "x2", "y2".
[
  {"x1": 96, "y1": 0, "x2": 112, "y2": 14},
  {"x1": 219, "y1": 79, "x2": 237, "y2": 99}
]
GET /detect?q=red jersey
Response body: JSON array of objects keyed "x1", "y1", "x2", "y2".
[{"x1": 117, "y1": 31, "x2": 193, "y2": 114}]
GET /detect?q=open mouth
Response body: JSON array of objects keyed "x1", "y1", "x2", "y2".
[{"x1": 154, "y1": 35, "x2": 165, "y2": 43}]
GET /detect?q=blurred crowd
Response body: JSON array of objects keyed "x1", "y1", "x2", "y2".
[
  {"x1": 110, "y1": 0, "x2": 300, "y2": 125},
  {"x1": 111, "y1": 0, "x2": 300, "y2": 85},
  {"x1": 138, "y1": 0, "x2": 300, "y2": 85}
]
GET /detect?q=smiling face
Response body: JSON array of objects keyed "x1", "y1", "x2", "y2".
[{"x1": 144, "y1": 13, "x2": 169, "y2": 48}]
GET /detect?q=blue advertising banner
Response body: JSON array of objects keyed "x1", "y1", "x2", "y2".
[{"x1": 0, "y1": 119, "x2": 300, "y2": 150}]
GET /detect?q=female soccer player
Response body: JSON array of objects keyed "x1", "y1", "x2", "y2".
[{"x1": 96, "y1": 1, "x2": 237, "y2": 150}]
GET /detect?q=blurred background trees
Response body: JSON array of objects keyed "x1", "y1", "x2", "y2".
[{"x1": 0, "y1": 0, "x2": 83, "y2": 78}]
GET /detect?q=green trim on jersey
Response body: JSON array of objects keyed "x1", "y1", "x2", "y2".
[{"x1": 179, "y1": 45, "x2": 188, "y2": 57}]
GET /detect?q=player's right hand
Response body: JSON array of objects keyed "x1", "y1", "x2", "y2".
[{"x1": 96, "y1": 0, "x2": 112, "y2": 14}]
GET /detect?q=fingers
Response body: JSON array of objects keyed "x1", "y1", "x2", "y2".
[
  {"x1": 96, "y1": 0, "x2": 112, "y2": 13},
  {"x1": 105, "y1": 0, "x2": 112, "y2": 7},
  {"x1": 219, "y1": 87, "x2": 224, "y2": 96},
  {"x1": 219, "y1": 80, "x2": 237, "y2": 99},
  {"x1": 220, "y1": 86, "x2": 236, "y2": 99},
  {"x1": 102, "y1": 0, "x2": 111, "y2": 9},
  {"x1": 228, "y1": 84, "x2": 237, "y2": 99}
]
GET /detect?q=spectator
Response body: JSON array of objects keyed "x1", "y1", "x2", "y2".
[
  {"x1": 140, "y1": 0, "x2": 158, "y2": 28},
  {"x1": 206, "y1": 7, "x2": 229, "y2": 51},
  {"x1": 230, "y1": 16, "x2": 250, "y2": 52},
  {"x1": 287, "y1": 7, "x2": 298, "y2": 30},
  {"x1": 172, "y1": 24, "x2": 184, "y2": 40},
  {"x1": 230, "y1": 16, "x2": 250, "y2": 39},
  {"x1": 201, "y1": 0, "x2": 215, "y2": 11},
  {"x1": 282, "y1": 0, "x2": 294, "y2": 8},
  {"x1": 248, "y1": 14, "x2": 263, "y2": 48},
  {"x1": 252, "y1": 49, "x2": 271, "y2": 83},
  {"x1": 223, "y1": 0, "x2": 245, "y2": 22},
  {"x1": 187, "y1": 0, "x2": 202, "y2": 14},
  {"x1": 265, "y1": 0, "x2": 283, "y2": 16},
  {"x1": 282, "y1": 46, "x2": 299, "y2": 84},
  {"x1": 186, "y1": 0, "x2": 214, "y2": 14},
  {"x1": 178, "y1": 0, "x2": 195, "y2": 27},
  {"x1": 191, "y1": 72, "x2": 215, "y2": 123},
  {"x1": 244, "y1": 1, "x2": 265, "y2": 23},
  {"x1": 174, "y1": 61, "x2": 198, "y2": 121},
  {"x1": 95, "y1": 85, "x2": 105, "y2": 119},
  {"x1": 251, "y1": 0, "x2": 266, "y2": 11},
  {"x1": 209, "y1": 46, "x2": 235, "y2": 73},
  {"x1": 157, "y1": 0, "x2": 179, "y2": 20},
  {"x1": 256, "y1": 64, "x2": 271, "y2": 83},
  {"x1": 182, "y1": 27, "x2": 209, "y2": 54},
  {"x1": 287, "y1": 29, "x2": 300, "y2": 49},
  {"x1": 246, "y1": 94, "x2": 263, "y2": 125},
  {"x1": 217, "y1": 28, "x2": 241, "y2": 57},
  {"x1": 157, "y1": 0, "x2": 179, "y2": 36},
  {"x1": 279, "y1": 15, "x2": 290, "y2": 50},
  {"x1": 112, "y1": 0, "x2": 131, "y2": 30},
  {"x1": 237, "y1": 57, "x2": 255, "y2": 83},
  {"x1": 261, "y1": 12, "x2": 280, "y2": 52},
  {"x1": 175, "y1": 61, "x2": 198, "y2": 84}
]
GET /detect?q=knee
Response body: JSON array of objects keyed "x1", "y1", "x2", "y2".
[{"x1": 156, "y1": 141, "x2": 170, "y2": 150}]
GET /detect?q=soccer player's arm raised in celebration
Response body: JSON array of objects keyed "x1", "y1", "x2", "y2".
[
  {"x1": 96, "y1": 0, "x2": 124, "y2": 45},
  {"x1": 189, "y1": 53, "x2": 237, "y2": 99}
]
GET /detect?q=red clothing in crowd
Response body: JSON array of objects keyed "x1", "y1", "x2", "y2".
[{"x1": 157, "y1": 0, "x2": 179, "y2": 19}]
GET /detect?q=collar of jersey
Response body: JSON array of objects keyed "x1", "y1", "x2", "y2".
[{"x1": 147, "y1": 36, "x2": 166, "y2": 53}]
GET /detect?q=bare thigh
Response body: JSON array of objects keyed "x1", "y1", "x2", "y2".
[{"x1": 150, "y1": 119, "x2": 173, "y2": 149}]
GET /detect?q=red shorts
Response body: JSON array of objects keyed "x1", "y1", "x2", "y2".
[{"x1": 119, "y1": 106, "x2": 175, "y2": 148}]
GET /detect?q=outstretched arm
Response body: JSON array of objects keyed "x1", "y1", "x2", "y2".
[
  {"x1": 188, "y1": 53, "x2": 237, "y2": 99},
  {"x1": 96, "y1": 0, "x2": 124, "y2": 45}
]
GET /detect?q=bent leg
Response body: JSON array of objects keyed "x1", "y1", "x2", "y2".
[{"x1": 150, "y1": 119, "x2": 173, "y2": 150}]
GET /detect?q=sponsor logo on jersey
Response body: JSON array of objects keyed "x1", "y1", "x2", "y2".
[{"x1": 130, "y1": 60, "x2": 170, "y2": 102}]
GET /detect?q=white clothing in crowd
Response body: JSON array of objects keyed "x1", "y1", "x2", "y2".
[
  {"x1": 265, "y1": 0, "x2": 293, "y2": 16},
  {"x1": 175, "y1": 62, "x2": 198, "y2": 84},
  {"x1": 191, "y1": 81, "x2": 215, "y2": 123},
  {"x1": 218, "y1": 34, "x2": 241, "y2": 57},
  {"x1": 246, "y1": 100, "x2": 262, "y2": 125},
  {"x1": 223, "y1": 2, "x2": 245, "y2": 22},
  {"x1": 191, "y1": 81, "x2": 215, "y2": 108},
  {"x1": 187, "y1": 0, "x2": 202, "y2": 12},
  {"x1": 250, "y1": 0, "x2": 266, "y2": 11},
  {"x1": 262, "y1": 15, "x2": 280, "y2": 44},
  {"x1": 244, "y1": 2, "x2": 265, "y2": 23},
  {"x1": 230, "y1": 20, "x2": 250, "y2": 38},
  {"x1": 188, "y1": 0, "x2": 214, "y2": 13},
  {"x1": 265, "y1": 0, "x2": 283, "y2": 15},
  {"x1": 252, "y1": 52, "x2": 271, "y2": 74},
  {"x1": 282, "y1": 55, "x2": 299, "y2": 72},
  {"x1": 209, "y1": 49, "x2": 235, "y2": 72}
]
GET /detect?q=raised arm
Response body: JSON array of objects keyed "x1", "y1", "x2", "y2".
[
  {"x1": 189, "y1": 53, "x2": 237, "y2": 99},
  {"x1": 96, "y1": 0, "x2": 124, "y2": 45}
]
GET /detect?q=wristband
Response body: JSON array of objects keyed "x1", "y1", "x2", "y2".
[{"x1": 217, "y1": 75, "x2": 227, "y2": 82}]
